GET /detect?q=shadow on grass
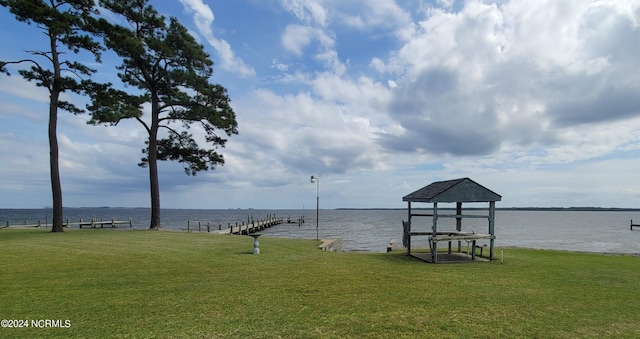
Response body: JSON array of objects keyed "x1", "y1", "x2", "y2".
[
  {"x1": 369, "y1": 251, "x2": 424, "y2": 264},
  {"x1": 370, "y1": 249, "x2": 496, "y2": 266}
]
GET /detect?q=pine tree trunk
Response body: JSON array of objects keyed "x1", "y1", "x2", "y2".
[
  {"x1": 148, "y1": 96, "x2": 161, "y2": 230},
  {"x1": 49, "y1": 93, "x2": 63, "y2": 232},
  {"x1": 148, "y1": 144, "x2": 161, "y2": 230},
  {"x1": 49, "y1": 33, "x2": 64, "y2": 233}
]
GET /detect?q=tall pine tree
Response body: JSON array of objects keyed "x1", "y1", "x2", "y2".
[
  {"x1": 87, "y1": 0, "x2": 238, "y2": 229},
  {"x1": 0, "y1": 0, "x2": 103, "y2": 232}
]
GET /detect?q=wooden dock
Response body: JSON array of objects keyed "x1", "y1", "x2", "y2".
[
  {"x1": 3, "y1": 214, "x2": 289, "y2": 234},
  {"x1": 2, "y1": 218, "x2": 132, "y2": 229},
  {"x1": 205, "y1": 215, "x2": 284, "y2": 235},
  {"x1": 78, "y1": 218, "x2": 132, "y2": 228}
]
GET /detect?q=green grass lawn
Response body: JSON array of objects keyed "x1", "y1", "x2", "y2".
[{"x1": 1, "y1": 228, "x2": 640, "y2": 338}]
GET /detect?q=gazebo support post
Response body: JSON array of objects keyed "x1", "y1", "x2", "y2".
[
  {"x1": 489, "y1": 201, "x2": 496, "y2": 260},
  {"x1": 432, "y1": 202, "x2": 438, "y2": 263},
  {"x1": 456, "y1": 202, "x2": 462, "y2": 252},
  {"x1": 407, "y1": 202, "x2": 412, "y2": 255}
]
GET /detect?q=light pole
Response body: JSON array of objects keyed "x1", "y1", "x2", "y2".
[{"x1": 310, "y1": 175, "x2": 319, "y2": 240}]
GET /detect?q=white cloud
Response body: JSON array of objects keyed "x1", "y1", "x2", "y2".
[
  {"x1": 280, "y1": 0, "x2": 328, "y2": 26},
  {"x1": 369, "y1": 57, "x2": 386, "y2": 73},
  {"x1": 340, "y1": 0, "x2": 415, "y2": 40},
  {"x1": 0, "y1": 75, "x2": 49, "y2": 105},
  {"x1": 179, "y1": 0, "x2": 256, "y2": 77},
  {"x1": 378, "y1": 0, "x2": 640, "y2": 159},
  {"x1": 271, "y1": 59, "x2": 289, "y2": 71},
  {"x1": 281, "y1": 22, "x2": 346, "y2": 74},
  {"x1": 281, "y1": 24, "x2": 316, "y2": 56}
]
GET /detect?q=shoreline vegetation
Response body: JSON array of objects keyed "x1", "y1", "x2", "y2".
[{"x1": 1, "y1": 228, "x2": 639, "y2": 337}]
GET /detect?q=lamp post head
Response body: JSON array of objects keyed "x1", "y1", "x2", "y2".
[{"x1": 310, "y1": 175, "x2": 317, "y2": 183}]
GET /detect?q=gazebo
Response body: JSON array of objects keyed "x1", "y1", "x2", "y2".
[{"x1": 402, "y1": 178, "x2": 501, "y2": 263}]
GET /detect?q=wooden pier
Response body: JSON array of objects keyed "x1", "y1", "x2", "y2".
[
  {"x1": 2, "y1": 218, "x2": 132, "y2": 229},
  {"x1": 632, "y1": 220, "x2": 640, "y2": 230},
  {"x1": 189, "y1": 215, "x2": 285, "y2": 235},
  {"x1": 3, "y1": 214, "x2": 289, "y2": 234},
  {"x1": 286, "y1": 214, "x2": 305, "y2": 225}
]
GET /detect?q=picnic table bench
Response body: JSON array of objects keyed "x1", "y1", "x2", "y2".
[
  {"x1": 79, "y1": 218, "x2": 132, "y2": 228},
  {"x1": 410, "y1": 230, "x2": 494, "y2": 260}
]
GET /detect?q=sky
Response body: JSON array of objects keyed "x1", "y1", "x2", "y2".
[{"x1": 1, "y1": 0, "x2": 640, "y2": 209}]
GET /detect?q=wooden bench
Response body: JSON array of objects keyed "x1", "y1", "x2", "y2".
[
  {"x1": 429, "y1": 234, "x2": 494, "y2": 242},
  {"x1": 409, "y1": 231, "x2": 492, "y2": 255},
  {"x1": 428, "y1": 233, "x2": 494, "y2": 261},
  {"x1": 79, "y1": 218, "x2": 132, "y2": 229},
  {"x1": 409, "y1": 231, "x2": 476, "y2": 237}
]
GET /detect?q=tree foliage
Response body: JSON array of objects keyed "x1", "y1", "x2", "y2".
[
  {"x1": 87, "y1": 0, "x2": 238, "y2": 229},
  {"x1": 0, "y1": 0, "x2": 103, "y2": 232}
]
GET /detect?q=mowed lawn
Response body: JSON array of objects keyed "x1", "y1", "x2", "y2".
[{"x1": 1, "y1": 228, "x2": 640, "y2": 338}]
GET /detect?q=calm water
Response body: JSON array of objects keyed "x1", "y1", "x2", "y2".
[{"x1": 2, "y1": 208, "x2": 640, "y2": 254}]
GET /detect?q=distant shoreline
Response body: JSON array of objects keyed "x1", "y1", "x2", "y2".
[
  {"x1": 335, "y1": 207, "x2": 640, "y2": 212},
  {"x1": 3, "y1": 206, "x2": 640, "y2": 212}
]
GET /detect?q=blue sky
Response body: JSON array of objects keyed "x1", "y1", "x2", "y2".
[{"x1": 2, "y1": 0, "x2": 640, "y2": 209}]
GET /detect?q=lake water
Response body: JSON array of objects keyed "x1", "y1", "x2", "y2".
[{"x1": 2, "y1": 208, "x2": 640, "y2": 254}]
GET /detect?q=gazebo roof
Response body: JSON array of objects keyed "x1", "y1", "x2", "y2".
[{"x1": 402, "y1": 177, "x2": 501, "y2": 203}]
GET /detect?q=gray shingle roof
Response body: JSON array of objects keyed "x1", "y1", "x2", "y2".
[{"x1": 402, "y1": 177, "x2": 501, "y2": 203}]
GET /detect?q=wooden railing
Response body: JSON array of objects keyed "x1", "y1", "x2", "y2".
[
  {"x1": 2, "y1": 218, "x2": 132, "y2": 229},
  {"x1": 188, "y1": 214, "x2": 284, "y2": 235}
]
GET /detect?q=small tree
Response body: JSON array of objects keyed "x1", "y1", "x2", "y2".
[
  {"x1": 87, "y1": 0, "x2": 238, "y2": 229},
  {"x1": 0, "y1": 0, "x2": 103, "y2": 232}
]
